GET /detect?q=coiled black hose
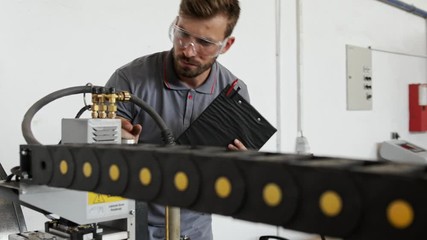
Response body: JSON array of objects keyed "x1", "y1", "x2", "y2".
[
  {"x1": 128, "y1": 94, "x2": 175, "y2": 145},
  {"x1": 21, "y1": 85, "x2": 175, "y2": 145}
]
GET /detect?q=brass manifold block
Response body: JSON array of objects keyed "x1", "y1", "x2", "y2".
[{"x1": 91, "y1": 87, "x2": 131, "y2": 119}]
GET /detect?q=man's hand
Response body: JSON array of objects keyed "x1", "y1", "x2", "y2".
[
  {"x1": 119, "y1": 117, "x2": 142, "y2": 143},
  {"x1": 227, "y1": 139, "x2": 247, "y2": 151}
]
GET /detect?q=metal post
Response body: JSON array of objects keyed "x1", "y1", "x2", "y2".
[{"x1": 165, "y1": 206, "x2": 180, "y2": 240}]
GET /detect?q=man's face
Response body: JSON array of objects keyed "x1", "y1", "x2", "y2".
[{"x1": 171, "y1": 14, "x2": 229, "y2": 79}]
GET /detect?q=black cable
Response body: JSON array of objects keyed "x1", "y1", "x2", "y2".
[
  {"x1": 129, "y1": 93, "x2": 175, "y2": 145},
  {"x1": 259, "y1": 236, "x2": 288, "y2": 240},
  {"x1": 320, "y1": 235, "x2": 326, "y2": 240},
  {"x1": 22, "y1": 86, "x2": 93, "y2": 144},
  {"x1": 75, "y1": 105, "x2": 91, "y2": 119}
]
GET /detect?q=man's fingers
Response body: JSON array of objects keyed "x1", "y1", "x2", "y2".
[
  {"x1": 233, "y1": 139, "x2": 247, "y2": 150},
  {"x1": 121, "y1": 118, "x2": 134, "y2": 132},
  {"x1": 227, "y1": 144, "x2": 238, "y2": 151},
  {"x1": 227, "y1": 139, "x2": 247, "y2": 151},
  {"x1": 119, "y1": 117, "x2": 142, "y2": 142},
  {"x1": 131, "y1": 124, "x2": 142, "y2": 136}
]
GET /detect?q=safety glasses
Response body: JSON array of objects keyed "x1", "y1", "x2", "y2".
[{"x1": 168, "y1": 18, "x2": 228, "y2": 58}]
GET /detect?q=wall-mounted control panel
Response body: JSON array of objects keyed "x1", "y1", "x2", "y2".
[{"x1": 346, "y1": 45, "x2": 372, "y2": 110}]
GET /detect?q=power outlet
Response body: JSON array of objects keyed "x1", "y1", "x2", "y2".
[{"x1": 346, "y1": 45, "x2": 372, "y2": 110}]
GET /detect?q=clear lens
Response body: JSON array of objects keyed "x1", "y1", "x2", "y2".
[{"x1": 169, "y1": 23, "x2": 225, "y2": 57}]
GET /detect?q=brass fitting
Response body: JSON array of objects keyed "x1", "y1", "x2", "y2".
[
  {"x1": 106, "y1": 91, "x2": 131, "y2": 119},
  {"x1": 91, "y1": 89, "x2": 131, "y2": 119},
  {"x1": 117, "y1": 91, "x2": 131, "y2": 101},
  {"x1": 98, "y1": 94, "x2": 107, "y2": 119},
  {"x1": 91, "y1": 94, "x2": 99, "y2": 118}
]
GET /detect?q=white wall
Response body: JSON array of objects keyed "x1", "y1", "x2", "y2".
[
  {"x1": 1, "y1": 0, "x2": 427, "y2": 239},
  {"x1": 298, "y1": 0, "x2": 427, "y2": 160}
]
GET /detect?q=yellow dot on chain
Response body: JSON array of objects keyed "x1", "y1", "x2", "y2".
[
  {"x1": 387, "y1": 199, "x2": 414, "y2": 229},
  {"x1": 215, "y1": 176, "x2": 232, "y2": 198},
  {"x1": 59, "y1": 160, "x2": 68, "y2": 175},
  {"x1": 109, "y1": 164, "x2": 120, "y2": 182},
  {"x1": 139, "y1": 168, "x2": 152, "y2": 186},
  {"x1": 263, "y1": 183, "x2": 282, "y2": 207},
  {"x1": 174, "y1": 171, "x2": 189, "y2": 191},
  {"x1": 319, "y1": 190, "x2": 342, "y2": 217},
  {"x1": 83, "y1": 162, "x2": 92, "y2": 178}
]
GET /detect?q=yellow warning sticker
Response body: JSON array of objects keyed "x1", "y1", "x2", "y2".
[{"x1": 88, "y1": 192, "x2": 126, "y2": 205}]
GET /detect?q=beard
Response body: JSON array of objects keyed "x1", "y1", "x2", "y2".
[{"x1": 173, "y1": 51, "x2": 217, "y2": 79}]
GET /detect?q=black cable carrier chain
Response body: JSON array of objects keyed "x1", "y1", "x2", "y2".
[{"x1": 19, "y1": 143, "x2": 427, "y2": 240}]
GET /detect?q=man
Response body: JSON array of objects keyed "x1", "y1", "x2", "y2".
[{"x1": 105, "y1": 0, "x2": 248, "y2": 239}]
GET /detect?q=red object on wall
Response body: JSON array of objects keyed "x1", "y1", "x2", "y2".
[{"x1": 409, "y1": 84, "x2": 427, "y2": 132}]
